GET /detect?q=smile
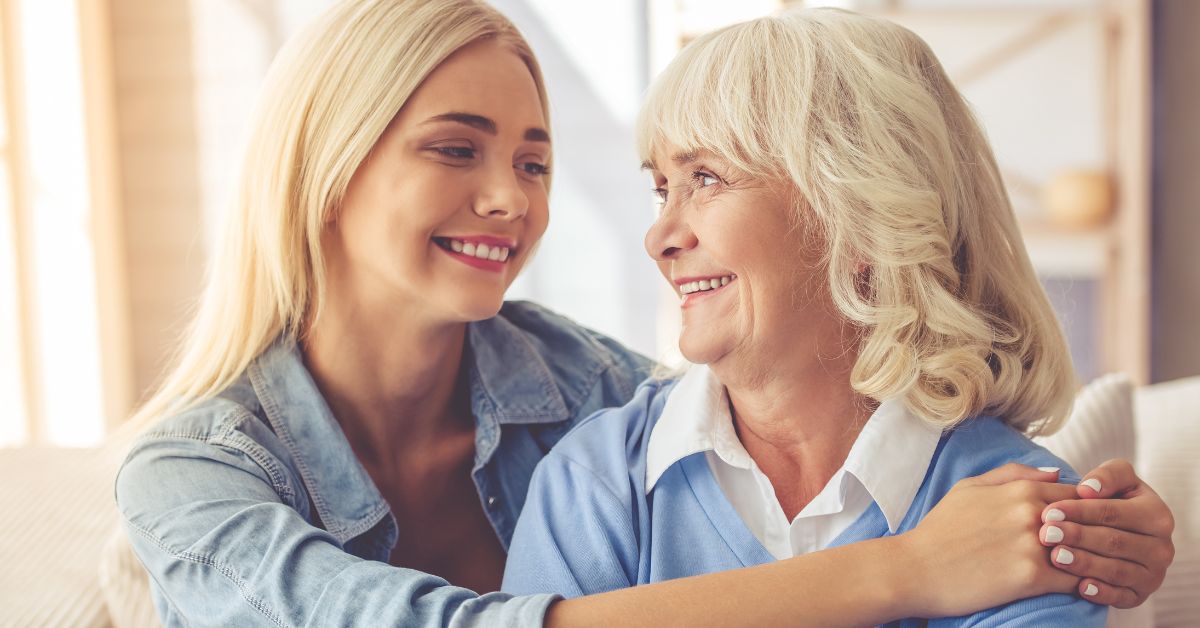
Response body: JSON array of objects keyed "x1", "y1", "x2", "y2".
[
  {"x1": 678, "y1": 274, "x2": 736, "y2": 295},
  {"x1": 434, "y1": 237, "x2": 512, "y2": 261},
  {"x1": 433, "y1": 237, "x2": 514, "y2": 273}
]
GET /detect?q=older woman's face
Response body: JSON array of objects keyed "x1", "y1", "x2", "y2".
[{"x1": 644, "y1": 146, "x2": 836, "y2": 371}]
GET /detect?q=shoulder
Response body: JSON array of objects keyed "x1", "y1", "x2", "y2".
[
  {"x1": 482, "y1": 300, "x2": 655, "y2": 417},
  {"x1": 118, "y1": 386, "x2": 300, "y2": 515},
  {"x1": 939, "y1": 416, "x2": 1080, "y2": 481},
  {"x1": 495, "y1": 300, "x2": 653, "y2": 376},
  {"x1": 909, "y1": 417, "x2": 1081, "y2": 515},
  {"x1": 536, "y1": 378, "x2": 678, "y2": 499},
  {"x1": 900, "y1": 416, "x2": 1080, "y2": 530}
]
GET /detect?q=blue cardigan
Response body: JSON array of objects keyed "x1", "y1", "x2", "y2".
[{"x1": 502, "y1": 378, "x2": 1106, "y2": 627}]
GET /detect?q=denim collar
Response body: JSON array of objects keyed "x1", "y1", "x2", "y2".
[
  {"x1": 466, "y1": 313, "x2": 568, "y2": 425},
  {"x1": 244, "y1": 314, "x2": 575, "y2": 543},
  {"x1": 247, "y1": 337, "x2": 389, "y2": 544}
]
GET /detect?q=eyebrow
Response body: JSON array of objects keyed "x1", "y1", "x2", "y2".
[
  {"x1": 640, "y1": 150, "x2": 699, "y2": 172},
  {"x1": 425, "y1": 111, "x2": 549, "y2": 143}
]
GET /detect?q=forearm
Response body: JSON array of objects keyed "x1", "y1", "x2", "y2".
[{"x1": 546, "y1": 535, "x2": 922, "y2": 627}]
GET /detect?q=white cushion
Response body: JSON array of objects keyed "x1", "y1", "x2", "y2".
[
  {"x1": 1133, "y1": 376, "x2": 1200, "y2": 627},
  {"x1": 1035, "y1": 373, "x2": 1136, "y2": 473}
]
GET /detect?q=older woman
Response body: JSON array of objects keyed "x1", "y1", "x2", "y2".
[{"x1": 502, "y1": 8, "x2": 1147, "y2": 625}]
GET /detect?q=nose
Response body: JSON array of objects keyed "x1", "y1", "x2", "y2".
[
  {"x1": 473, "y1": 164, "x2": 529, "y2": 221},
  {"x1": 644, "y1": 202, "x2": 697, "y2": 262}
]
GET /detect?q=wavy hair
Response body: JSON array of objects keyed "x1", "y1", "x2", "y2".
[
  {"x1": 637, "y1": 8, "x2": 1074, "y2": 434},
  {"x1": 133, "y1": 0, "x2": 550, "y2": 425}
]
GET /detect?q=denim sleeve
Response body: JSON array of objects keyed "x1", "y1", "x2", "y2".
[
  {"x1": 928, "y1": 592, "x2": 1107, "y2": 627},
  {"x1": 501, "y1": 451, "x2": 639, "y2": 598},
  {"x1": 116, "y1": 433, "x2": 556, "y2": 627}
]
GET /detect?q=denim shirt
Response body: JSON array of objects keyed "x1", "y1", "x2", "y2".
[{"x1": 115, "y1": 301, "x2": 652, "y2": 627}]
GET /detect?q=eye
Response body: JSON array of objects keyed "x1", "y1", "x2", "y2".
[
  {"x1": 516, "y1": 161, "x2": 551, "y2": 177},
  {"x1": 433, "y1": 146, "x2": 476, "y2": 159},
  {"x1": 693, "y1": 171, "x2": 719, "y2": 187},
  {"x1": 651, "y1": 187, "x2": 667, "y2": 206}
]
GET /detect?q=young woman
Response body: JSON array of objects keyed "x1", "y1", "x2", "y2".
[{"x1": 115, "y1": 1, "x2": 1174, "y2": 625}]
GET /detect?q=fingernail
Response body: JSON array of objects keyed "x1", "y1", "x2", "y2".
[
  {"x1": 1084, "y1": 583, "x2": 1099, "y2": 596},
  {"x1": 1045, "y1": 508, "x2": 1066, "y2": 522},
  {"x1": 1055, "y1": 548, "x2": 1075, "y2": 565},
  {"x1": 1038, "y1": 466, "x2": 1060, "y2": 473},
  {"x1": 1045, "y1": 525, "x2": 1064, "y2": 543},
  {"x1": 1081, "y1": 478, "x2": 1102, "y2": 493}
]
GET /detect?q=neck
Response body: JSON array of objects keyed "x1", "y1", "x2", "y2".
[
  {"x1": 301, "y1": 272, "x2": 472, "y2": 467},
  {"x1": 714, "y1": 327, "x2": 874, "y2": 519}
]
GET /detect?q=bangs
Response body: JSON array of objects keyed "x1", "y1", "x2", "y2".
[{"x1": 635, "y1": 19, "x2": 788, "y2": 178}]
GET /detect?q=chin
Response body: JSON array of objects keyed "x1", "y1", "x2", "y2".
[
  {"x1": 677, "y1": 331, "x2": 732, "y2": 366},
  {"x1": 441, "y1": 290, "x2": 507, "y2": 323}
]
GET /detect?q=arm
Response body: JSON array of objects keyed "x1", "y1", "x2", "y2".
[
  {"x1": 545, "y1": 463, "x2": 1171, "y2": 627},
  {"x1": 117, "y1": 435, "x2": 554, "y2": 627}
]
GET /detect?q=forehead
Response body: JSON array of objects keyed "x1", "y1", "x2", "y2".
[{"x1": 400, "y1": 40, "x2": 546, "y2": 130}]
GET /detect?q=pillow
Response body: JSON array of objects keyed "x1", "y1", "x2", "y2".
[
  {"x1": 1133, "y1": 376, "x2": 1200, "y2": 627},
  {"x1": 99, "y1": 524, "x2": 160, "y2": 628},
  {"x1": 1035, "y1": 373, "x2": 1136, "y2": 473}
]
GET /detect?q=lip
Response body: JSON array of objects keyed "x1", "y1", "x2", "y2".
[
  {"x1": 674, "y1": 274, "x2": 736, "y2": 308},
  {"x1": 432, "y1": 235, "x2": 515, "y2": 274}
]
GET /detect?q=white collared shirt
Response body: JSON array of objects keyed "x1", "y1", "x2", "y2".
[{"x1": 645, "y1": 365, "x2": 943, "y2": 559}]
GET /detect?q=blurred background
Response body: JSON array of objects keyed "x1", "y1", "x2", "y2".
[
  {"x1": 0, "y1": 0, "x2": 1195, "y2": 450},
  {"x1": 1, "y1": 1, "x2": 1199, "y2": 626}
]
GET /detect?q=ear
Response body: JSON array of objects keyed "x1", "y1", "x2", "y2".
[{"x1": 853, "y1": 259, "x2": 873, "y2": 300}]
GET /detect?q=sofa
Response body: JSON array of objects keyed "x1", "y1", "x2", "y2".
[{"x1": 1, "y1": 375, "x2": 1197, "y2": 627}]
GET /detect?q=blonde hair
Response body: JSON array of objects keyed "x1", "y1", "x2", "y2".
[
  {"x1": 637, "y1": 8, "x2": 1074, "y2": 434},
  {"x1": 133, "y1": 0, "x2": 550, "y2": 425}
]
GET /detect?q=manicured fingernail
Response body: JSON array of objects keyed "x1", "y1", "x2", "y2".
[
  {"x1": 1084, "y1": 583, "x2": 1099, "y2": 596},
  {"x1": 1081, "y1": 478, "x2": 1102, "y2": 493},
  {"x1": 1045, "y1": 526, "x2": 1064, "y2": 543},
  {"x1": 1045, "y1": 508, "x2": 1066, "y2": 522},
  {"x1": 1038, "y1": 466, "x2": 1060, "y2": 473},
  {"x1": 1055, "y1": 548, "x2": 1075, "y2": 565}
]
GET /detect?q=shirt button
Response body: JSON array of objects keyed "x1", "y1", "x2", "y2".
[{"x1": 487, "y1": 496, "x2": 498, "y2": 509}]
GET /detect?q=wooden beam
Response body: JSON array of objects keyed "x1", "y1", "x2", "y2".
[
  {"x1": 0, "y1": 0, "x2": 42, "y2": 444},
  {"x1": 1111, "y1": 0, "x2": 1152, "y2": 383},
  {"x1": 78, "y1": 0, "x2": 135, "y2": 430}
]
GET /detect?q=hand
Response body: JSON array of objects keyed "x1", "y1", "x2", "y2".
[
  {"x1": 1038, "y1": 458, "x2": 1175, "y2": 608},
  {"x1": 896, "y1": 463, "x2": 1080, "y2": 618}
]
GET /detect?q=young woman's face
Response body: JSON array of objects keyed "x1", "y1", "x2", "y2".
[
  {"x1": 643, "y1": 146, "x2": 840, "y2": 373},
  {"x1": 328, "y1": 40, "x2": 550, "y2": 323}
]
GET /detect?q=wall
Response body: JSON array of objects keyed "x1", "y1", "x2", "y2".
[
  {"x1": 109, "y1": 0, "x2": 204, "y2": 401},
  {"x1": 1151, "y1": 0, "x2": 1200, "y2": 383}
]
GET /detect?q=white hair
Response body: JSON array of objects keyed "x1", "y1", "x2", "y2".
[{"x1": 638, "y1": 8, "x2": 1074, "y2": 433}]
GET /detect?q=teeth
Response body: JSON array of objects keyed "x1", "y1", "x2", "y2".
[
  {"x1": 679, "y1": 275, "x2": 735, "y2": 295},
  {"x1": 441, "y1": 238, "x2": 512, "y2": 263}
]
